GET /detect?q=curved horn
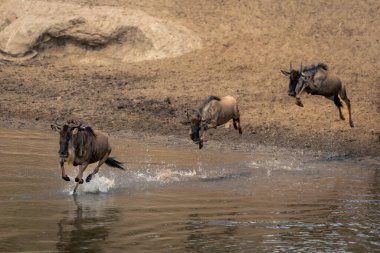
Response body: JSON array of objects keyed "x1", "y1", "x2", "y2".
[
  {"x1": 289, "y1": 62, "x2": 292, "y2": 72},
  {"x1": 299, "y1": 62, "x2": 303, "y2": 73}
]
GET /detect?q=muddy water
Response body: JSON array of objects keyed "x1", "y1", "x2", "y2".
[{"x1": 0, "y1": 128, "x2": 379, "y2": 253}]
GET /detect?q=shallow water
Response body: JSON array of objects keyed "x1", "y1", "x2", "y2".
[{"x1": 0, "y1": 128, "x2": 379, "y2": 253}]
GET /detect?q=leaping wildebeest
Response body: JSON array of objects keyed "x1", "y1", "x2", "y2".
[
  {"x1": 281, "y1": 62, "x2": 354, "y2": 127},
  {"x1": 186, "y1": 95, "x2": 242, "y2": 149},
  {"x1": 51, "y1": 118, "x2": 124, "y2": 193}
]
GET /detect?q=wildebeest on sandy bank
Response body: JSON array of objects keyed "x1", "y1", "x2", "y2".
[
  {"x1": 51, "y1": 118, "x2": 124, "y2": 193},
  {"x1": 281, "y1": 63, "x2": 354, "y2": 127},
  {"x1": 186, "y1": 95, "x2": 242, "y2": 149}
]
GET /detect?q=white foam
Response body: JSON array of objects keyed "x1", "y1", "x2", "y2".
[{"x1": 80, "y1": 174, "x2": 115, "y2": 193}]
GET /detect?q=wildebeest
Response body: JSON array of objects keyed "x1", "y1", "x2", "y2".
[
  {"x1": 280, "y1": 62, "x2": 302, "y2": 97},
  {"x1": 51, "y1": 118, "x2": 124, "y2": 193},
  {"x1": 281, "y1": 62, "x2": 354, "y2": 127},
  {"x1": 186, "y1": 95, "x2": 242, "y2": 149}
]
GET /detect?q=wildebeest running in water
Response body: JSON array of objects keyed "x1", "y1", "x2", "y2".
[
  {"x1": 186, "y1": 95, "x2": 242, "y2": 149},
  {"x1": 281, "y1": 62, "x2": 354, "y2": 127},
  {"x1": 51, "y1": 118, "x2": 124, "y2": 193}
]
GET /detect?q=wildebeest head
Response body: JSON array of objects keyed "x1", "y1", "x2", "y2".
[
  {"x1": 187, "y1": 111, "x2": 202, "y2": 144},
  {"x1": 51, "y1": 118, "x2": 82, "y2": 159},
  {"x1": 281, "y1": 62, "x2": 302, "y2": 97}
]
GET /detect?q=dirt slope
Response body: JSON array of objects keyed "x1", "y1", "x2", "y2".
[{"x1": 0, "y1": 0, "x2": 379, "y2": 156}]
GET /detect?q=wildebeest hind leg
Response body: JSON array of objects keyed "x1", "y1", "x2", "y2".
[
  {"x1": 86, "y1": 151, "x2": 111, "y2": 182},
  {"x1": 236, "y1": 117, "x2": 242, "y2": 134},
  {"x1": 344, "y1": 98, "x2": 354, "y2": 127},
  {"x1": 333, "y1": 95, "x2": 345, "y2": 120},
  {"x1": 233, "y1": 119, "x2": 238, "y2": 130},
  {"x1": 340, "y1": 88, "x2": 354, "y2": 127},
  {"x1": 234, "y1": 106, "x2": 242, "y2": 134},
  {"x1": 233, "y1": 118, "x2": 242, "y2": 134}
]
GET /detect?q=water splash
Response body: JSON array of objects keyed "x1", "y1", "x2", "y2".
[
  {"x1": 80, "y1": 174, "x2": 115, "y2": 193},
  {"x1": 156, "y1": 169, "x2": 197, "y2": 182},
  {"x1": 136, "y1": 168, "x2": 198, "y2": 183}
]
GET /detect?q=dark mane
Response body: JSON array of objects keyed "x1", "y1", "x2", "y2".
[
  {"x1": 198, "y1": 96, "x2": 221, "y2": 115},
  {"x1": 303, "y1": 63, "x2": 328, "y2": 74},
  {"x1": 81, "y1": 126, "x2": 96, "y2": 137}
]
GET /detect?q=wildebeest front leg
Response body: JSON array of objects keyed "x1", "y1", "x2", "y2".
[
  {"x1": 295, "y1": 98, "x2": 304, "y2": 107},
  {"x1": 73, "y1": 164, "x2": 88, "y2": 194},
  {"x1": 86, "y1": 151, "x2": 111, "y2": 183},
  {"x1": 60, "y1": 159, "x2": 70, "y2": 181},
  {"x1": 199, "y1": 127, "x2": 207, "y2": 149},
  {"x1": 295, "y1": 84, "x2": 307, "y2": 107},
  {"x1": 75, "y1": 163, "x2": 88, "y2": 184},
  {"x1": 198, "y1": 120, "x2": 213, "y2": 149},
  {"x1": 73, "y1": 182, "x2": 79, "y2": 194}
]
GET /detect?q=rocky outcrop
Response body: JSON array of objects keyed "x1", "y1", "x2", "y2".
[{"x1": 0, "y1": 0, "x2": 202, "y2": 63}]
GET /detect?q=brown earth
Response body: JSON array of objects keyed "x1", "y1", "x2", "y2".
[{"x1": 0, "y1": 0, "x2": 379, "y2": 157}]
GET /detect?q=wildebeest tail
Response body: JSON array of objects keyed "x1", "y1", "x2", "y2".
[
  {"x1": 105, "y1": 157, "x2": 125, "y2": 170},
  {"x1": 206, "y1": 95, "x2": 221, "y2": 102}
]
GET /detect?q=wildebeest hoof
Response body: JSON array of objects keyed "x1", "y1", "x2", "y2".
[
  {"x1": 199, "y1": 141, "x2": 203, "y2": 149},
  {"x1": 62, "y1": 175, "x2": 70, "y2": 181},
  {"x1": 296, "y1": 100, "x2": 304, "y2": 107},
  {"x1": 75, "y1": 177, "x2": 83, "y2": 184},
  {"x1": 349, "y1": 121, "x2": 354, "y2": 128},
  {"x1": 86, "y1": 174, "x2": 92, "y2": 183}
]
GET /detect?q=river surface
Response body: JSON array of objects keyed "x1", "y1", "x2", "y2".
[{"x1": 0, "y1": 128, "x2": 379, "y2": 253}]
